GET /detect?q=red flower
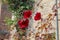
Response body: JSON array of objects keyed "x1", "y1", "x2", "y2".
[
  {"x1": 23, "y1": 10, "x2": 32, "y2": 19},
  {"x1": 18, "y1": 19, "x2": 29, "y2": 29},
  {"x1": 34, "y1": 12, "x2": 41, "y2": 21}
]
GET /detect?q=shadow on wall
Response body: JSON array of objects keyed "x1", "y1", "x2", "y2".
[{"x1": 0, "y1": 3, "x2": 11, "y2": 39}]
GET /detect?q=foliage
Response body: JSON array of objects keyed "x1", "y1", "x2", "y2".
[
  {"x1": 7, "y1": 0, "x2": 34, "y2": 13},
  {"x1": 5, "y1": 17, "x2": 14, "y2": 26},
  {"x1": 4, "y1": 0, "x2": 34, "y2": 39}
]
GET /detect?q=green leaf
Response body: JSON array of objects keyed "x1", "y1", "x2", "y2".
[
  {"x1": 5, "y1": 17, "x2": 14, "y2": 26},
  {"x1": 7, "y1": 0, "x2": 34, "y2": 13}
]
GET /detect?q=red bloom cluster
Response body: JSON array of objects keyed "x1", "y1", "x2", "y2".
[
  {"x1": 23, "y1": 10, "x2": 32, "y2": 19},
  {"x1": 18, "y1": 19, "x2": 29, "y2": 29},
  {"x1": 18, "y1": 10, "x2": 32, "y2": 29},
  {"x1": 34, "y1": 12, "x2": 41, "y2": 21},
  {"x1": 18, "y1": 10, "x2": 41, "y2": 29}
]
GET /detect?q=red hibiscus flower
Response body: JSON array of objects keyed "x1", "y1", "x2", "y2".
[
  {"x1": 34, "y1": 12, "x2": 41, "y2": 21},
  {"x1": 18, "y1": 19, "x2": 29, "y2": 29},
  {"x1": 23, "y1": 10, "x2": 32, "y2": 19}
]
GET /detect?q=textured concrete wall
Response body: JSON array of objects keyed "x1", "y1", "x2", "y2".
[
  {"x1": 58, "y1": 7, "x2": 60, "y2": 40},
  {"x1": 0, "y1": 2, "x2": 11, "y2": 40},
  {"x1": 57, "y1": 0, "x2": 60, "y2": 40},
  {"x1": 0, "y1": 4, "x2": 11, "y2": 30},
  {"x1": 0, "y1": 0, "x2": 1, "y2": 20}
]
